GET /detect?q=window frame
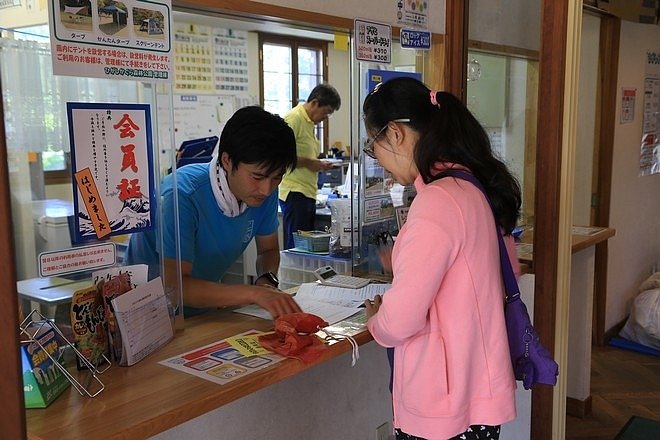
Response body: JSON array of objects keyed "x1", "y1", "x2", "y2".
[
  {"x1": 43, "y1": 151, "x2": 73, "y2": 185},
  {"x1": 258, "y1": 32, "x2": 330, "y2": 152}
]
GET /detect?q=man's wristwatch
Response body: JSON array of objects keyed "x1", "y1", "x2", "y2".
[{"x1": 255, "y1": 271, "x2": 279, "y2": 288}]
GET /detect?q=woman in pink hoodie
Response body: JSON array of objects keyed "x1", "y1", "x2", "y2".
[{"x1": 363, "y1": 77, "x2": 521, "y2": 440}]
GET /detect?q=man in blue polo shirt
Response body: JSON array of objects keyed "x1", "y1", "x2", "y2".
[{"x1": 126, "y1": 106, "x2": 301, "y2": 319}]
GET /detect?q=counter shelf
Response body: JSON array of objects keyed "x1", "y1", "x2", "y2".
[{"x1": 26, "y1": 306, "x2": 372, "y2": 439}]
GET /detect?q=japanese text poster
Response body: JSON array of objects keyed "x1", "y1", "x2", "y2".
[
  {"x1": 68, "y1": 102, "x2": 156, "y2": 242},
  {"x1": 354, "y1": 18, "x2": 391, "y2": 64},
  {"x1": 639, "y1": 50, "x2": 660, "y2": 176},
  {"x1": 48, "y1": 0, "x2": 173, "y2": 82}
]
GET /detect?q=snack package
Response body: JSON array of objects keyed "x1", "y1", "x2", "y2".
[
  {"x1": 100, "y1": 272, "x2": 132, "y2": 361},
  {"x1": 21, "y1": 323, "x2": 70, "y2": 408},
  {"x1": 70, "y1": 285, "x2": 108, "y2": 369}
]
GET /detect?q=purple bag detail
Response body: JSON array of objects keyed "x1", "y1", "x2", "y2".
[
  {"x1": 505, "y1": 292, "x2": 559, "y2": 389},
  {"x1": 441, "y1": 169, "x2": 559, "y2": 390}
]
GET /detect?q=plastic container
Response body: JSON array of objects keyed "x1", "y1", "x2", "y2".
[
  {"x1": 278, "y1": 250, "x2": 351, "y2": 289},
  {"x1": 292, "y1": 231, "x2": 331, "y2": 253}
]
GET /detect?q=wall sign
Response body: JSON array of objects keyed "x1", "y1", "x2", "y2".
[
  {"x1": 396, "y1": 0, "x2": 429, "y2": 29},
  {"x1": 639, "y1": 50, "x2": 660, "y2": 176},
  {"x1": 48, "y1": 0, "x2": 173, "y2": 82},
  {"x1": 400, "y1": 28, "x2": 431, "y2": 50},
  {"x1": 354, "y1": 18, "x2": 391, "y2": 64},
  {"x1": 68, "y1": 102, "x2": 156, "y2": 242}
]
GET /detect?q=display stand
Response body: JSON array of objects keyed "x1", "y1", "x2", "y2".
[{"x1": 19, "y1": 310, "x2": 108, "y2": 400}]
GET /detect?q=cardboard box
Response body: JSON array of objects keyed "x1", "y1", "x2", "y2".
[{"x1": 21, "y1": 324, "x2": 70, "y2": 408}]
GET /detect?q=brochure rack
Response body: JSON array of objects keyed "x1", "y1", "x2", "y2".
[{"x1": 19, "y1": 309, "x2": 108, "y2": 399}]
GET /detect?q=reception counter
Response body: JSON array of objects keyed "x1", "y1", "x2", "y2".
[{"x1": 26, "y1": 308, "x2": 393, "y2": 440}]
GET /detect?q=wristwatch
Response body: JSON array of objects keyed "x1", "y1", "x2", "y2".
[{"x1": 255, "y1": 271, "x2": 279, "y2": 288}]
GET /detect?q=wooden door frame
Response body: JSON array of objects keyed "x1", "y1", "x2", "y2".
[
  {"x1": 0, "y1": 71, "x2": 27, "y2": 440},
  {"x1": 592, "y1": 12, "x2": 620, "y2": 345},
  {"x1": 444, "y1": 0, "x2": 468, "y2": 100},
  {"x1": 445, "y1": 1, "x2": 570, "y2": 437}
]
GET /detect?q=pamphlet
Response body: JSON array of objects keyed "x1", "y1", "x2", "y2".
[
  {"x1": 111, "y1": 277, "x2": 173, "y2": 366},
  {"x1": 159, "y1": 330, "x2": 284, "y2": 385}
]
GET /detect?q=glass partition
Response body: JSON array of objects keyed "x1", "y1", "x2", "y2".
[
  {"x1": 352, "y1": 42, "x2": 438, "y2": 277},
  {"x1": 0, "y1": 25, "x2": 176, "y2": 302},
  {"x1": 466, "y1": 49, "x2": 539, "y2": 227}
]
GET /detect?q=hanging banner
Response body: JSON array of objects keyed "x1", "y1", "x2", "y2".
[
  {"x1": 48, "y1": 0, "x2": 173, "y2": 82},
  {"x1": 354, "y1": 18, "x2": 391, "y2": 64},
  {"x1": 639, "y1": 50, "x2": 660, "y2": 176},
  {"x1": 68, "y1": 102, "x2": 156, "y2": 243}
]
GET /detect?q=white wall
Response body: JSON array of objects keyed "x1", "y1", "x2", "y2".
[
  {"x1": 327, "y1": 41, "x2": 352, "y2": 150},
  {"x1": 607, "y1": 21, "x2": 660, "y2": 331},
  {"x1": 468, "y1": 0, "x2": 541, "y2": 52},
  {"x1": 256, "y1": 0, "x2": 446, "y2": 34}
]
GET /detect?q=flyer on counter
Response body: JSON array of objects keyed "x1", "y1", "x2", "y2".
[{"x1": 159, "y1": 330, "x2": 284, "y2": 385}]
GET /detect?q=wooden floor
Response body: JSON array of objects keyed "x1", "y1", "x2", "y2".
[{"x1": 565, "y1": 344, "x2": 660, "y2": 439}]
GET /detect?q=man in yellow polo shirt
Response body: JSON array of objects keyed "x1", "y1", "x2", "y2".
[{"x1": 279, "y1": 83, "x2": 341, "y2": 249}]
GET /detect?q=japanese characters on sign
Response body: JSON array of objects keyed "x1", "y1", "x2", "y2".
[
  {"x1": 396, "y1": 0, "x2": 429, "y2": 30},
  {"x1": 48, "y1": 0, "x2": 173, "y2": 82},
  {"x1": 639, "y1": 50, "x2": 660, "y2": 176},
  {"x1": 68, "y1": 103, "x2": 155, "y2": 242},
  {"x1": 39, "y1": 243, "x2": 116, "y2": 277},
  {"x1": 354, "y1": 18, "x2": 391, "y2": 64},
  {"x1": 400, "y1": 29, "x2": 431, "y2": 50}
]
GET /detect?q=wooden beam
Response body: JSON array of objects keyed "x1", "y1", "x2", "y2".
[
  {"x1": 593, "y1": 15, "x2": 620, "y2": 345},
  {"x1": 444, "y1": 0, "x2": 468, "y2": 100},
  {"x1": 0, "y1": 64, "x2": 26, "y2": 440},
  {"x1": 532, "y1": 0, "x2": 569, "y2": 438}
]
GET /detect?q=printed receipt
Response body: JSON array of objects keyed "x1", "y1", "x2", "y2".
[{"x1": 111, "y1": 277, "x2": 173, "y2": 366}]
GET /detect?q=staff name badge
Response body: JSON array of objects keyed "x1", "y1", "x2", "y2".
[
  {"x1": 354, "y1": 18, "x2": 391, "y2": 64},
  {"x1": 400, "y1": 29, "x2": 431, "y2": 50}
]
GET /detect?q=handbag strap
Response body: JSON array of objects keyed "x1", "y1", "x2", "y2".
[{"x1": 438, "y1": 169, "x2": 521, "y2": 303}]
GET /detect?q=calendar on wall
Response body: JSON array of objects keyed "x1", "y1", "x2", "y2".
[{"x1": 173, "y1": 23, "x2": 249, "y2": 93}]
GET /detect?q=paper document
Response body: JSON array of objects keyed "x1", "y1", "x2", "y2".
[
  {"x1": 234, "y1": 297, "x2": 359, "y2": 324},
  {"x1": 233, "y1": 282, "x2": 391, "y2": 323},
  {"x1": 111, "y1": 277, "x2": 173, "y2": 366},
  {"x1": 294, "y1": 282, "x2": 391, "y2": 308}
]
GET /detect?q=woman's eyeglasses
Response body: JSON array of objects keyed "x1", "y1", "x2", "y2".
[{"x1": 362, "y1": 118, "x2": 411, "y2": 159}]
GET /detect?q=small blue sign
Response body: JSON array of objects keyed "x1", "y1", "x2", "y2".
[{"x1": 400, "y1": 29, "x2": 431, "y2": 50}]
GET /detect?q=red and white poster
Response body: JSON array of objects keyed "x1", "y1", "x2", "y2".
[{"x1": 68, "y1": 102, "x2": 156, "y2": 242}]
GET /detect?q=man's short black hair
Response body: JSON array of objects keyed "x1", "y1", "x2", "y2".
[
  {"x1": 307, "y1": 83, "x2": 341, "y2": 110},
  {"x1": 218, "y1": 106, "x2": 297, "y2": 175}
]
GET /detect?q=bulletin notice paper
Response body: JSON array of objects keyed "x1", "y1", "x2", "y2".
[
  {"x1": 159, "y1": 330, "x2": 284, "y2": 385},
  {"x1": 111, "y1": 277, "x2": 173, "y2": 366}
]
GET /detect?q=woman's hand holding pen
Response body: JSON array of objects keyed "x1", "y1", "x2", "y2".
[{"x1": 364, "y1": 294, "x2": 382, "y2": 319}]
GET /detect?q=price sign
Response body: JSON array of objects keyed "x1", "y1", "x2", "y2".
[
  {"x1": 354, "y1": 18, "x2": 391, "y2": 64},
  {"x1": 400, "y1": 29, "x2": 431, "y2": 50}
]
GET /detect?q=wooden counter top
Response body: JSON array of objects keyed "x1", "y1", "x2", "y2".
[
  {"x1": 27, "y1": 308, "x2": 371, "y2": 440},
  {"x1": 515, "y1": 226, "x2": 615, "y2": 267}
]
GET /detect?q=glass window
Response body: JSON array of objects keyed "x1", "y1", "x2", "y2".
[{"x1": 259, "y1": 34, "x2": 329, "y2": 150}]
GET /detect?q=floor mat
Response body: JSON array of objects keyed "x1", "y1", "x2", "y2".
[
  {"x1": 608, "y1": 337, "x2": 660, "y2": 357},
  {"x1": 615, "y1": 416, "x2": 660, "y2": 439}
]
